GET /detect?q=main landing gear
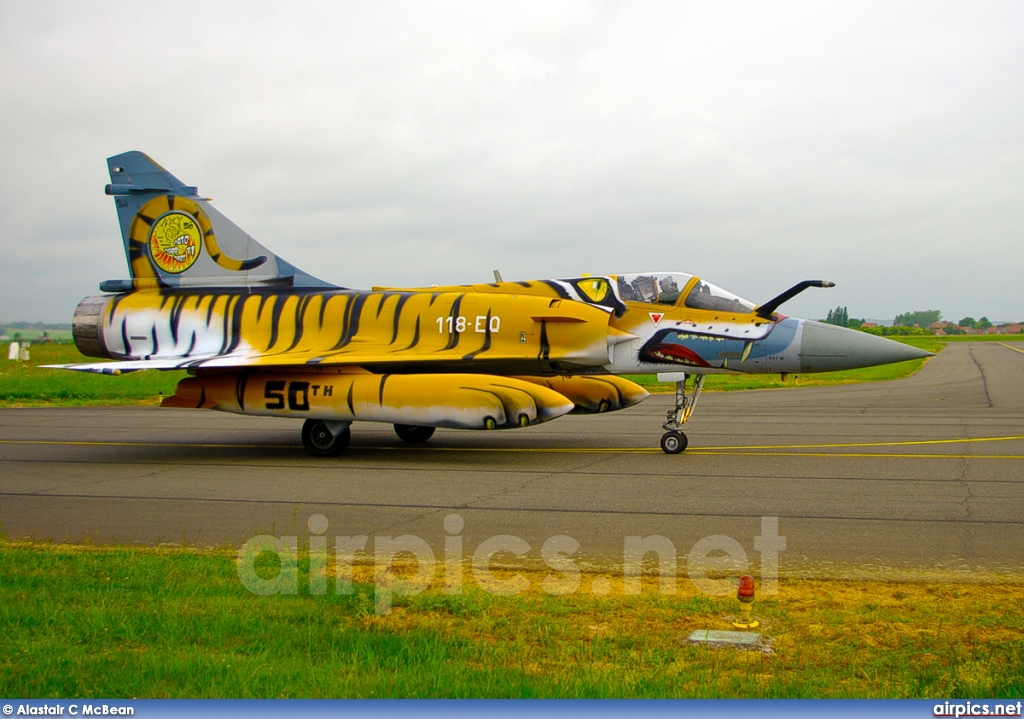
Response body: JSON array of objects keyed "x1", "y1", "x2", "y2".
[
  {"x1": 301, "y1": 419, "x2": 351, "y2": 457},
  {"x1": 394, "y1": 424, "x2": 436, "y2": 443},
  {"x1": 660, "y1": 373, "x2": 705, "y2": 454},
  {"x1": 301, "y1": 420, "x2": 438, "y2": 456}
]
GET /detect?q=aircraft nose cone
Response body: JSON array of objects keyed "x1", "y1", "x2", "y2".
[{"x1": 799, "y1": 320, "x2": 934, "y2": 373}]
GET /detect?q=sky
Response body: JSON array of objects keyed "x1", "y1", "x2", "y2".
[{"x1": 1, "y1": 0, "x2": 1022, "y2": 324}]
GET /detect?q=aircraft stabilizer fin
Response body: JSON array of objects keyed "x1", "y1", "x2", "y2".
[{"x1": 104, "y1": 151, "x2": 338, "y2": 291}]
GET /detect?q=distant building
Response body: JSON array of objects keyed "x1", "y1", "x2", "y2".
[{"x1": 861, "y1": 322, "x2": 878, "y2": 329}]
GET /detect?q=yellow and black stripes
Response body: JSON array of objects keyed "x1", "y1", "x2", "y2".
[
  {"x1": 206, "y1": 232, "x2": 267, "y2": 273},
  {"x1": 127, "y1": 195, "x2": 266, "y2": 279},
  {"x1": 514, "y1": 375, "x2": 649, "y2": 414},
  {"x1": 91, "y1": 283, "x2": 613, "y2": 371},
  {"x1": 441, "y1": 295, "x2": 466, "y2": 351},
  {"x1": 164, "y1": 371, "x2": 576, "y2": 430},
  {"x1": 462, "y1": 309, "x2": 494, "y2": 361}
]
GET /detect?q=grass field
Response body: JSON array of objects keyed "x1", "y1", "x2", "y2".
[
  {"x1": 1, "y1": 329, "x2": 73, "y2": 342},
  {"x1": 1, "y1": 541, "x2": 1021, "y2": 699},
  {"x1": 919, "y1": 334, "x2": 1024, "y2": 343},
  {"x1": 0, "y1": 343, "x2": 183, "y2": 406}
]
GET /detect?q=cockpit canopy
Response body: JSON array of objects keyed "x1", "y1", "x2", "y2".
[{"x1": 614, "y1": 272, "x2": 756, "y2": 313}]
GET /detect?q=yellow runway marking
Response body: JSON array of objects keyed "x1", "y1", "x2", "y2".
[
  {"x1": 697, "y1": 435, "x2": 1024, "y2": 451},
  {"x1": 999, "y1": 342, "x2": 1024, "y2": 355},
  {"x1": 690, "y1": 451, "x2": 1023, "y2": 459},
  {"x1": 1, "y1": 435, "x2": 1022, "y2": 459},
  {"x1": 0, "y1": 439, "x2": 293, "y2": 449}
]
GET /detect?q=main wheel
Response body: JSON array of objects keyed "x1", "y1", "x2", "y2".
[
  {"x1": 394, "y1": 424, "x2": 436, "y2": 443},
  {"x1": 302, "y1": 419, "x2": 351, "y2": 457},
  {"x1": 660, "y1": 430, "x2": 688, "y2": 454}
]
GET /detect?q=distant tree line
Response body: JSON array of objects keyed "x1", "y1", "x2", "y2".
[
  {"x1": 817, "y1": 307, "x2": 1017, "y2": 335},
  {"x1": 959, "y1": 316, "x2": 992, "y2": 329},
  {"x1": 889, "y1": 311, "x2": 1002, "y2": 332},
  {"x1": 861, "y1": 325, "x2": 931, "y2": 336},
  {"x1": 821, "y1": 306, "x2": 864, "y2": 329},
  {"x1": 824, "y1": 306, "x2": 848, "y2": 327},
  {"x1": 0, "y1": 321, "x2": 72, "y2": 330},
  {"x1": 894, "y1": 310, "x2": 942, "y2": 327}
]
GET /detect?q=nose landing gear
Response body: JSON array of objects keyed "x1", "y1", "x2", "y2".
[
  {"x1": 660, "y1": 430, "x2": 688, "y2": 454},
  {"x1": 660, "y1": 373, "x2": 705, "y2": 454}
]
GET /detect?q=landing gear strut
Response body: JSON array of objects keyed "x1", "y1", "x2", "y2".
[
  {"x1": 660, "y1": 373, "x2": 705, "y2": 454},
  {"x1": 302, "y1": 419, "x2": 351, "y2": 457}
]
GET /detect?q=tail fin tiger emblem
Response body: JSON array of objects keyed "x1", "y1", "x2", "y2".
[
  {"x1": 105, "y1": 151, "x2": 336, "y2": 291},
  {"x1": 147, "y1": 209, "x2": 202, "y2": 274},
  {"x1": 130, "y1": 195, "x2": 267, "y2": 278}
]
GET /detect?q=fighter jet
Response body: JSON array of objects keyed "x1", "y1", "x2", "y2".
[{"x1": 50, "y1": 152, "x2": 931, "y2": 454}]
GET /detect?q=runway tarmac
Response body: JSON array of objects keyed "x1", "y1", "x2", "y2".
[{"x1": 1, "y1": 341, "x2": 1022, "y2": 581}]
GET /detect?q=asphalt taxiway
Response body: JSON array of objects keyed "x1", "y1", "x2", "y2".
[{"x1": 1, "y1": 341, "x2": 1022, "y2": 580}]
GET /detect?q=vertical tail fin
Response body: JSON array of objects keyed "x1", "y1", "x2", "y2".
[{"x1": 102, "y1": 151, "x2": 337, "y2": 291}]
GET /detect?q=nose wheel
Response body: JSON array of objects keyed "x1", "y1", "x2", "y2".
[
  {"x1": 660, "y1": 430, "x2": 688, "y2": 454},
  {"x1": 659, "y1": 373, "x2": 705, "y2": 454}
]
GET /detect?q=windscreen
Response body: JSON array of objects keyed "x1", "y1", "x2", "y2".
[{"x1": 683, "y1": 279, "x2": 756, "y2": 313}]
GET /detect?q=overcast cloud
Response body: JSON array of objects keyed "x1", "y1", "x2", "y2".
[{"x1": 1, "y1": 0, "x2": 1021, "y2": 323}]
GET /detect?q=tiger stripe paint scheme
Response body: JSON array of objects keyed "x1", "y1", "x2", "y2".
[
  {"x1": 75, "y1": 286, "x2": 616, "y2": 371},
  {"x1": 164, "y1": 371, "x2": 575, "y2": 430},
  {"x1": 49, "y1": 151, "x2": 934, "y2": 453}
]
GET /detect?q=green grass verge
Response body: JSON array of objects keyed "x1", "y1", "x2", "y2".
[
  {"x1": 0, "y1": 343, "x2": 183, "y2": 406},
  {"x1": 1, "y1": 329, "x2": 73, "y2": 342},
  {"x1": 1, "y1": 542, "x2": 1022, "y2": 698},
  {"x1": 928, "y1": 334, "x2": 1024, "y2": 342}
]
